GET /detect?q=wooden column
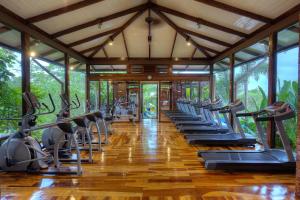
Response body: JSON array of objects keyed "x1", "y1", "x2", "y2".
[
  {"x1": 64, "y1": 53, "x2": 70, "y2": 104},
  {"x1": 21, "y1": 32, "x2": 30, "y2": 115},
  {"x1": 229, "y1": 54, "x2": 235, "y2": 103},
  {"x1": 85, "y1": 64, "x2": 91, "y2": 112},
  {"x1": 229, "y1": 54, "x2": 235, "y2": 125},
  {"x1": 267, "y1": 32, "x2": 277, "y2": 148},
  {"x1": 98, "y1": 80, "x2": 101, "y2": 109},
  {"x1": 296, "y1": 13, "x2": 300, "y2": 197},
  {"x1": 209, "y1": 64, "x2": 214, "y2": 100}
]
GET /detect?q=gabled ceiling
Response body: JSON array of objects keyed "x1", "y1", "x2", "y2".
[{"x1": 0, "y1": 0, "x2": 299, "y2": 66}]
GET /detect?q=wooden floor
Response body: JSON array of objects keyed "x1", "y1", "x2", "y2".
[{"x1": 0, "y1": 120, "x2": 296, "y2": 200}]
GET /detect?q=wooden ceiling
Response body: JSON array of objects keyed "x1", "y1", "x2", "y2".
[{"x1": 0, "y1": 0, "x2": 299, "y2": 67}]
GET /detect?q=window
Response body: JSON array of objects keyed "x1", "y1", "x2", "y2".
[
  {"x1": 0, "y1": 45, "x2": 22, "y2": 134},
  {"x1": 90, "y1": 81, "x2": 100, "y2": 111},
  {"x1": 69, "y1": 59, "x2": 86, "y2": 117},
  {"x1": 234, "y1": 38, "x2": 269, "y2": 135},
  {"x1": 275, "y1": 23, "x2": 299, "y2": 149},
  {"x1": 214, "y1": 58, "x2": 230, "y2": 104}
]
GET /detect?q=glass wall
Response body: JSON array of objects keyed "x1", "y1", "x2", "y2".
[
  {"x1": 213, "y1": 57, "x2": 230, "y2": 104},
  {"x1": 90, "y1": 81, "x2": 100, "y2": 111},
  {"x1": 0, "y1": 28, "x2": 22, "y2": 134},
  {"x1": 69, "y1": 59, "x2": 86, "y2": 117},
  {"x1": 234, "y1": 38, "x2": 269, "y2": 135},
  {"x1": 30, "y1": 38, "x2": 65, "y2": 127},
  {"x1": 275, "y1": 23, "x2": 299, "y2": 149}
]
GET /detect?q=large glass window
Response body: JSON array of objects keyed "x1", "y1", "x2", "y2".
[
  {"x1": 69, "y1": 59, "x2": 86, "y2": 117},
  {"x1": 90, "y1": 81, "x2": 100, "y2": 111},
  {"x1": 213, "y1": 57, "x2": 230, "y2": 104},
  {"x1": 275, "y1": 24, "x2": 299, "y2": 149},
  {"x1": 30, "y1": 39, "x2": 65, "y2": 125},
  {"x1": 0, "y1": 44, "x2": 22, "y2": 134},
  {"x1": 234, "y1": 38, "x2": 269, "y2": 135}
]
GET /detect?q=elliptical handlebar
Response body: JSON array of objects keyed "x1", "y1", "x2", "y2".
[{"x1": 24, "y1": 92, "x2": 56, "y2": 116}]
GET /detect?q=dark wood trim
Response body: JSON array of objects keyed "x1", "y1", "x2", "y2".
[
  {"x1": 213, "y1": 3, "x2": 300, "y2": 63},
  {"x1": 170, "y1": 32, "x2": 177, "y2": 58},
  {"x1": 122, "y1": 31, "x2": 129, "y2": 58},
  {"x1": 152, "y1": 3, "x2": 247, "y2": 37},
  {"x1": 68, "y1": 28, "x2": 120, "y2": 47},
  {"x1": 64, "y1": 53, "x2": 70, "y2": 106},
  {"x1": 0, "y1": 4, "x2": 86, "y2": 63},
  {"x1": 51, "y1": 3, "x2": 150, "y2": 38},
  {"x1": 296, "y1": 13, "x2": 300, "y2": 197},
  {"x1": 0, "y1": 26, "x2": 11, "y2": 34},
  {"x1": 267, "y1": 32, "x2": 277, "y2": 148},
  {"x1": 27, "y1": 0, "x2": 104, "y2": 23},
  {"x1": 89, "y1": 57, "x2": 211, "y2": 65},
  {"x1": 229, "y1": 54, "x2": 235, "y2": 103},
  {"x1": 209, "y1": 64, "x2": 214, "y2": 100},
  {"x1": 87, "y1": 10, "x2": 145, "y2": 57},
  {"x1": 89, "y1": 73, "x2": 210, "y2": 81},
  {"x1": 21, "y1": 32, "x2": 30, "y2": 115},
  {"x1": 86, "y1": 64, "x2": 91, "y2": 112},
  {"x1": 194, "y1": 0, "x2": 272, "y2": 23}
]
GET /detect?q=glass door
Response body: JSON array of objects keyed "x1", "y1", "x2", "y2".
[{"x1": 141, "y1": 83, "x2": 158, "y2": 119}]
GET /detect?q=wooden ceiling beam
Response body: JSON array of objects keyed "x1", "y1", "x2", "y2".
[
  {"x1": 87, "y1": 10, "x2": 145, "y2": 57},
  {"x1": 51, "y1": 3, "x2": 150, "y2": 38},
  {"x1": 27, "y1": 0, "x2": 105, "y2": 23},
  {"x1": 152, "y1": 3, "x2": 248, "y2": 38},
  {"x1": 0, "y1": 26, "x2": 11, "y2": 34},
  {"x1": 170, "y1": 32, "x2": 177, "y2": 58},
  {"x1": 194, "y1": 0, "x2": 272, "y2": 23},
  {"x1": 67, "y1": 27, "x2": 120, "y2": 47},
  {"x1": 89, "y1": 57, "x2": 211, "y2": 65},
  {"x1": 0, "y1": 4, "x2": 86, "y2": 63},
  {"x1": 180, "y1": 27, "x2": 232, "y2": 47},
  {"x1": 152, "y1": 8, "x2": 218, "y2": 57},
  {"x1": 121, "y1": 31, "x2": 129, "y2": 58}
]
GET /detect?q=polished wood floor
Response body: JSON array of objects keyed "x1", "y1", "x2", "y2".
[{"x1": 0, "y1": 119, "x2": 296, "y2": 200}]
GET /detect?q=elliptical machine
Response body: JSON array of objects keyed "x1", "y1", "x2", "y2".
[
  {"x1": 42, "y1": 94, "x2": 94, "y2": 163},
  {"x1": 0, "y1": 92, "x2": 82, "y2": 175}
]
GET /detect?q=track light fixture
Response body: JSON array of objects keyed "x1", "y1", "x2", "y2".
[{"x1": 186, "y1": 37, "x2": 191, "y2": 46}]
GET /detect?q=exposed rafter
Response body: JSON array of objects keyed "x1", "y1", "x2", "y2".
[
  {"x1": 51, "y1": 3, "x2": 150, "y2": 38},
  {"x1": 180, "y1": 27, "x2": 232, "y2": 47},
  {"x1": 152, "y1": 3, "x2": 248, "y2": 38},
  {"x1": 103, "y1": 47, "x2": 114, "y2": 70},
  {"x1": 67, "y1": 28, "x2": 120, "y2": 47},
  {"x1": 27, "y1": 0, "x2": 105, "y2": 23},
  {"x1": 194, "y1": 0, "x2": 272, "y2": 23},
  {"x1": 87, "y1": 10, "x2": 146, "y2": 58},
  {"x1": 0, "y1": 26, "x2": 11, "y2": 34},
  {"x1": 170, "y1": 32, "x2": 177, "y2": 58},
  {"x1": 152, "y1": 8, "x2": 217, "y2": 58},
  {"x1": 121, "y1": 31, "x2": 129, "y2": 58}
]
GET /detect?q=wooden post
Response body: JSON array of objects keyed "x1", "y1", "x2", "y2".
[
  {"x1": 86, "y1": 64, "x2": 91, "y2": 112},
  {"x1": 64, "y1": 53, "x2": 70, "y2": 106},
  {"x1": 21, "y1": 32, "x2": 30, "y2": 115},
  {"x1": 296, "y1": 13, "x2": 300, "y2": 197},
  {"x1": 267, "y1": 32, "x2": 277, "y2": 148},
  {"x1": 229, "y1": 54, "x2": 235, "y2": 125},
  {"x1": 209, "y1": 64, "x2": 214, "y2": 100},
  {"x1": 98, "y1": 80, "x2": 101, "y2": 109}
]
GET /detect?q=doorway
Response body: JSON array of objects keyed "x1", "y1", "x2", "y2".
[{"x1": 141, "y1": 83, "x2": 158, "y2": 119}]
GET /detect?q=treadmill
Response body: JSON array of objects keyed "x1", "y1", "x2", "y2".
[
  {"x1": 198, "y1": 102, "x2": 295, "y2": 172},
  {"x1": 178, "y1": 101, "x2": 230, "y2": 134},
  {"x1": 185, "y1": 100, "x2": 256, "y2": 146},
  {"x1": 175, "y1": 99, "x2": 222, "y2": 127},
  {"x1": 169, "y1": 100, "x2": 202, "y2": 122}
]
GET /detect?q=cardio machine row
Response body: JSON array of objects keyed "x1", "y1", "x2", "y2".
[
  {"x1": 0, "y1": 92, "x2": 114, "y2": 175},
  {"x1": 164, "y1": 98, "x2": 296, "y2": 173}
]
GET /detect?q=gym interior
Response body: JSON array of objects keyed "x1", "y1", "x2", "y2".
[{"x1": 0, "y1": 0, "x2": 299, "y2": 199}]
